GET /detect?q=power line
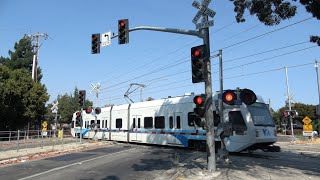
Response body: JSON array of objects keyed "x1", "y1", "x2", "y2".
[
  {"x1": 211, "y1": 41, "x2": 309, "y2": 65},
  {"x1": 212, "y1": 17, "x2": 313, "y2": 52},
  {"x1": 216, "y1": 45, "x2": 317, "y2": 73}
]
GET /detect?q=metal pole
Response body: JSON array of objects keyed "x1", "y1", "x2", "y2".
[
  {"x1": 315, "y1": 61, "x2": 320, "y2": 104},
  {"x1": 219, "y1": 50, "x2": 223, "y2": 119},
  {"x1": 16, "y1": 130, "x2": 20, "y2": 152},
  {"x1": 80, "y1": 110, "x2": 83, "y2": 143},
  {"x1": 201, "y1": 17, "x2": 216, "y2": 171},
  {"x1": 285, "y1": 67, "x2": 295, "y2": 140}
]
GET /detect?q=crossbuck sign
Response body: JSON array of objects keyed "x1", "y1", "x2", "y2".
[{"x1": 192, "y1": 0, "x2": 215, "y2": 29}]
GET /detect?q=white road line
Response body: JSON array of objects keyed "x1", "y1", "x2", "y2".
[{"x1": 18, "y1": 148, "x2": 137, "y2": 180}]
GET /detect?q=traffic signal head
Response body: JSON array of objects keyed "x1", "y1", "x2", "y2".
[
  {"x1": 95, "y1": 107, "x2": 101, "y2": 114},
  {"x1": 191, "y1": 44, "x2": 207, "y2": 83},
  {"x1": 78, "y1": 90, "x2": 86, "y2": 107},
  {"x1": 118, "y1": 19, "x2": 129, "y2": 44},
  {"x1": 76, "y1": 111, "x2": 81, "y2": 120},
  {"x1": 240, "y1": 88, "x2": 257, "y2": 105},
  {"x1": 91, "y1": 34, "x2": 100, "y2": 54},
  {"x1": 222, "y1": 88, "x2": 257, "y2": 106},
  {"x1": 85, "y1": 107, "x2": 92, "y2": 114},
  {"x1": 193, "y1": 94, "x2": 206, "y2": 117},
  {"x1": 222, "y1": 90, "x2": 236, "y2": 105}
]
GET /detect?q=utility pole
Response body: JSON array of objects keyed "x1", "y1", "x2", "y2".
[
  {"x1": 28, "y1": 32, "x2": 48, "y2": 82},
  {"x1": 285, "y1": 67, "x2": 295, "y2": 140},
  {"x1": 315, "y1": 61, "x2": 320, "y2": 105}
]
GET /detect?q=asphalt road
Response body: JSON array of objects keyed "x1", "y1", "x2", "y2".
[{"x1": 0, "y1": 143, "x2": 195, "y2": 180}]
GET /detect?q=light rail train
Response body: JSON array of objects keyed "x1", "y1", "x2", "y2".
[{"x1": 71, "y1": 91, "x2": 277, "y2": 152}]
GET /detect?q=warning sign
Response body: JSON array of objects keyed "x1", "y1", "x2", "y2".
[{"x1": 302, "y1": 116, "x2": 312, "y2": 125}]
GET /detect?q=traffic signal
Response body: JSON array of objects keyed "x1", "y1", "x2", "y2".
[
  {"x1": 222, "y1": 88, "x2": 257, "y2": 105},
  {"x1": 91, "y1": 33, "x2": 100, "y2": 54},
  {"x1": 240, "y1": 88, "x2": 257, "y2": 105},
  {"x1": 85, "y1": 107, "x2": 92, "y2": 114},
  {"x1": 79, "y1": 90, "x2": 86, "y2": 107},
  {"x1": 76, "y1": 111, "x2": 81, "y2": 121},
  {"x1": 95, "y1": 107, "x2": 101, "y2": 114},
  {"x1": 193, "y1": 94, "x2": 206, "y2": 117},
  {"x1": 191, "y1": 44, "x2": 207, "y2": 83},
  {"x1": 118, "y1": 19, "x2": 129, "y2": 44},
  {"x1": 222, "y1": 90, "x2": 237, "y2": 105}
]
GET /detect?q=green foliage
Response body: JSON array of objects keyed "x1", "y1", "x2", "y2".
[
  {"x1": 229, "y1": 0, "x2": 320, "y2": 45},
  {"x1": 2, "y1": 36, "x2": 43, "y2": 82},
  {"x1": 146, "y1": 97, "x2": 155, "y2": 101},
  {"x1": 0, "y1": 65, "x2": 49, "y2": 130}
]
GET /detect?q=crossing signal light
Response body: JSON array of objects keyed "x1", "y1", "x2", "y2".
[
  {"x1": 191, "y1": 44, "x2": 207, "y2": 83},
  {"x1": 91, "y1": 33, "x2": 100, "y2": 54},
  {"x1": 222, "y1": 90, "x2": 236, "y2": 105},
  {"x1": 222, "y1": 88, "x2": 257, "y2": 106},
  {"x1": 193, "y1": 94, "x2": 206, "y2": 117},
  {"x1": 85, "y1": 107, "x2": 92, "y2": 114},
  {"x1": 95, "y1": 107, "x2": 101, "y2": 115},
  {"x1": 118, "y1": 19, "x2": 129, "y2": 44},
  {"x1": 79, "y1": 90, "x2": 86, "y2": 107},
  {"x1": 240, "y1": 88, "x2": 257, "y2": 105}
]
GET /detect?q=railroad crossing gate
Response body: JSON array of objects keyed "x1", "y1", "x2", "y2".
[{"x1": 302, "y1": 116, "x2": 313, "y2": 136}]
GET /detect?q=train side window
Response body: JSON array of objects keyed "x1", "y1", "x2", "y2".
[
  {"x1": 97, "y1": 120, "x2": 100, "y2": 128},
  {"x1": 116, "y1": 118, "x2": 122, "y2": 128},
  {"x1": 155, "y1": 116, "x2": 165, "y2": 129},
  {"x1": 169, "y1": 116, "x2": 173, "y2": 129},
  {"x1": 188, "y1": 112, "x2": 201, "y2": 127},
  {"x1": 176, "y1": 116, "x2": 181, "y2": 129},
  {"x1": 133, "y1": 118, "x2": 136, "y2": 128},
  {"x1": 105, "y1": 120, "x2": 107, "y2": 128},
  {"x1": 138, "y1": 118, "x2": 141, "y2": 128},
  {"x1": 229, "y1": 111, "x2": 247, "y2": 132},
  {"x1": 102, "y1": 120, "x2": 105, "y2": 128},
  {"x1": 144, "y1": 117, "x2": 153, "y2": 129}
]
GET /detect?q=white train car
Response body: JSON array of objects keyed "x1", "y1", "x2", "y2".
[{"x1": 71, "y1": 92, "x2": 277, "y2": 152}]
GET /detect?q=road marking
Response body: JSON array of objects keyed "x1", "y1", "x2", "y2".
[{"x1": 18, "y1": 148, "x2": 137, "y2": 180}]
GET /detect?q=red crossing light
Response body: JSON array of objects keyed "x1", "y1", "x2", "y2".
[
  {"x1": 85, "y1": 107, "x2": 92, "y2": 114},
  {"x1": 194, "y1": 96, "x2": 204, "y2": 105},
  {"x1": 240, "y1": 88, "x2": 257, "y2": 105},
  {"x1": 222, "y1": 90, "x2": 236, "y2": 105}
]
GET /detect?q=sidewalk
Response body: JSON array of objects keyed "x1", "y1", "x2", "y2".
[{"x1": 0, "y1": 140, "x2": 112, "y2": 166}]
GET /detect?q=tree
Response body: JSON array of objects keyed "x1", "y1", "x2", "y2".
[
  {"x1": 146, "y1": 97, "x2": 155, "y2": 101},
  {"x1": 2, "y1": 36, "x2": 43, "y2": 82},
  {"x1": 0, "y1": 65, "x2": 49, "y2": 130},
  {"x1": 230, "y1": 0, "x2": 320, "y2": 45}
]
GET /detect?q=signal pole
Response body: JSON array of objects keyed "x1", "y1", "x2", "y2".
[
  {"x1": 315, "y1": 61, "x2": 320, "y2": 105},
  {"x1": 28, "y1": 32, "x2": 48, "y2": 82},
  {"x1": 90, "y1": 83, "x2": 101, "y2": 140}
]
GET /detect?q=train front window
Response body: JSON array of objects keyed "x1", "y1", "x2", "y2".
[{"x1": 247, "y1": 103, "x2": 275, "y2": 126}]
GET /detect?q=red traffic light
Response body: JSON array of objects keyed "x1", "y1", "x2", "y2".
[
  {"x1": 85, "y1": 107, "x2": 92, "y2": 114},
  {"x1": 193, "y1": 96, "x2": 204, "y2": 106},
  {"x1": 119, "y1": 21, "x2": 125, "y2": 27},
  {"x1": 95, "y1": 107, "x2": 101, "y2": 115},
  {"x1": 240, "y1": 88, "x2": 257, "y2": 105},
  {"x1": 193, "y1": 49, "x2": 200, "y2": 57},
  {"x1": 222, "y1": 90, "x2": 236, "y2": 105}
]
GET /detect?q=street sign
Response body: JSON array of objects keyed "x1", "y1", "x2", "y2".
[
  {"x1": 303, "y1": 131, "x2": 313, "y2": 136},
  {"x1": 102, "y1": 32, "x2": 111, "y2": 47},
  {"x1": 42, "y1": 121, "x2": 48, "y2": 128},
  {"x1": 303, "y1": 125, "x2": 313, "y2": 131},
  {"x1": 196, "y1": 20, "x2": 214, "y2": 29},
  {"x1": 302, "y1": 116, "x2": 312, "y2": 125}
]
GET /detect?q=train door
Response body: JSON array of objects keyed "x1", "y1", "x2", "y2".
[
  {"x1": 131, "y1": 115, "x2": 142, "y2": 142},
  {"x1": 167, "y1": 113, "x2": 176, "y2": 144}
]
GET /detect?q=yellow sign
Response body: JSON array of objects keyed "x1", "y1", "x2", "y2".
[
  {"x1": 58, "y1": 130, "x2": 63, "y2": 139},
  {"x1": 302, "y1": 116, "x2": 312, "y2": 125},
  {"x1": 303, "y1": 125, "x2": 313, "y2": 131},
  {"x1": 42, "y1": 127, "x2": 47, "y2": 132},
  {"x1": 42, "y1": 121, "x2": 48, "y2": 128}
]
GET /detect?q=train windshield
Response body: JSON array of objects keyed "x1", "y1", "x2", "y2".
[{"x1": 247, "y1": 103, "x2": 275, "y2": 126}]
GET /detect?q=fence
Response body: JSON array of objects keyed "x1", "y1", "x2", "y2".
[{"x1": 0, "y1": 129, "x2": 78, "y2": 152}]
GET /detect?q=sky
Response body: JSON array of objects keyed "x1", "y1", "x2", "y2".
[{"x1": 1, "y1": 0, "x2": 319, "y2": 111}]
